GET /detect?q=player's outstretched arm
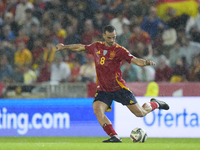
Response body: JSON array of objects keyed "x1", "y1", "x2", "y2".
[
  {"x1": 131, "y1": 57, "x2": 155, "y2": 67},
  {"x1": 56, "y1": 43, "x2": 86, "y2": 52}
]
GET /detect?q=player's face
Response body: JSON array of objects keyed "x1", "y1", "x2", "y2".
[{"x1": 103, "y1": 31, "x2": 117, "y2": 47}]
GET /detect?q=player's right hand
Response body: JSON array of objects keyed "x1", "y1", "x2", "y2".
[
  {"x1": 56, "y1": 43, "x2": 64, "y2": 51},
  {"x1": 146, "y1": 60, "x2": 156, "y2": 66}
]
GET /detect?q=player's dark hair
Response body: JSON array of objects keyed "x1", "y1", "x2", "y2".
[{"x1": 103, "y1": 25, "x2": 116, "y2": 34}]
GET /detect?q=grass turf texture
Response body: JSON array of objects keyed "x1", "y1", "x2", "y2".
[{"x1": 0, "y1": 137, "x2": 200, "y2": 150}]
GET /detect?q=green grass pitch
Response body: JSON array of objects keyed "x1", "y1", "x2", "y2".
[{"x1": 0, "y1": 137, "x2": 200, "y2": 150}]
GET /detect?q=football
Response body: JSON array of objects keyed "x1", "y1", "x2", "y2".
[{"x1": 130, "y1": 127, "x2": 147, "y2": 143}]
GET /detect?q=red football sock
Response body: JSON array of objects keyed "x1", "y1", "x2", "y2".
[
  {"x1": 103, "y1": 124, "x2": 117, "y2": 137},
  {"x1": 150, "y1": 102, "x2": 158, "y2": 111}
]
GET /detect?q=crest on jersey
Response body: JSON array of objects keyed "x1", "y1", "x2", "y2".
[
  {"x1": 97, "y1": 50, "x2": 100, "y2": 54},
  {"x1": 109, "y1": 51, "x2": 116, "y2": 60},
  {"x1": 103, "y1": 50, "x2": 107, "y2": 55}
]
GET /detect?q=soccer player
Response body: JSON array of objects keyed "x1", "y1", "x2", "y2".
[{"x1": 56, "y1": 25, "x2": 169, "y2": 143}]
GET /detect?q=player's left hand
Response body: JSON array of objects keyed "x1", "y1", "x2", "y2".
[{"x1": 56, "y1": 43, "x2": 64, "y2": 51}]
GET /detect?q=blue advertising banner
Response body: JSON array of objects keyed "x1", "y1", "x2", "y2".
[{"x1": 0, "y1": 98, "x2": 114, "y2": 137}]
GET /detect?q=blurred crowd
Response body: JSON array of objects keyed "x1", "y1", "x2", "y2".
[{"x1": 0, "y1": 0, "x2": 200, "y2": 87}]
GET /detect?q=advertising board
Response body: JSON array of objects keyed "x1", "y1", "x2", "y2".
[
  {"x1": 1, "y1": 97, "x2": 199, "y2": 137},
  {"x1": 0, "y1": 98, "x2": 114, "y2": 137},
  {"x1": 115, "y1": 97, "x2": 200, "y2": 138}
]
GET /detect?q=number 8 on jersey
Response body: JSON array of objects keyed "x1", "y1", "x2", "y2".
[{"x1": 100, "y1": 57, "x2": 105, "y2": 65}]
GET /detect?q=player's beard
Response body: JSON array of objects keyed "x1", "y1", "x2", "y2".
[{"x1": 106, "y1": 41, "x2": 114, "y2": 47}]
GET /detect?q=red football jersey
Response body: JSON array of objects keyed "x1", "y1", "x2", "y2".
[{"x1": 85, "y1": 41, "x2": 134, "y2": 92}]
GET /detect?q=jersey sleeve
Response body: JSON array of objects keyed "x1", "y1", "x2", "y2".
[
  {"x1": 84, "y1": 42, "x2": 97, "y2": 55},
  {"x1": 118, "y1": 47, "x2": 135, "y2": 63}
]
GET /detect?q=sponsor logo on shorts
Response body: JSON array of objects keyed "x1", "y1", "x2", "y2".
[{"x1": 95, "y1": 93, "x2": 98, "y2": 97}]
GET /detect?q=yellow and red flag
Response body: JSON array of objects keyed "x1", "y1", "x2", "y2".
[{"x1": 156, "y1": 0, "x2": 199, "y2": 21}]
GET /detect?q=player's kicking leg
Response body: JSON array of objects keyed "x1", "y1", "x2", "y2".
[
  {"x1": 127, "y1": 98, "x2": 169, "y2": 117},
  {"x1": 93, "y1": 101, "x2": 122, "y2": 143}
]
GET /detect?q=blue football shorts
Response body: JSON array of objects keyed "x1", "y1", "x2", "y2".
[{"x1": 93, "y1": 88, "x2": 138, "y2": 107}]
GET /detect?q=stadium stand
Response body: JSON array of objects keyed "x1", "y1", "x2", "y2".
[{"x1": 0, "y1": 0, "x2": 200, "y2": 98}]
